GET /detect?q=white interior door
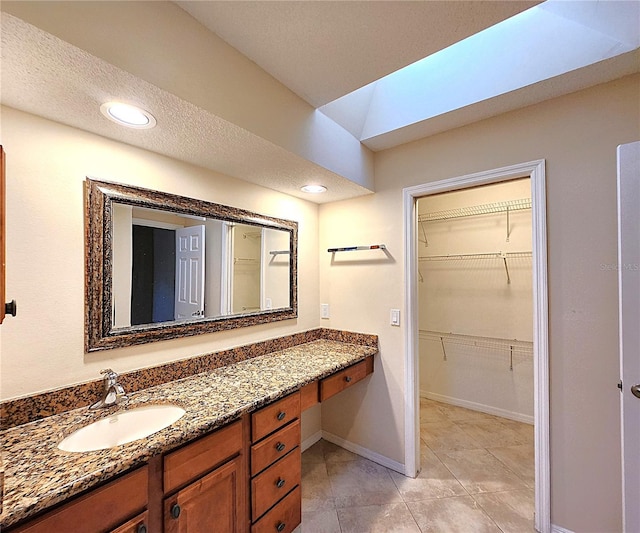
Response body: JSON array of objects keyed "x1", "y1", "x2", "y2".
[
  {"x1": 175, "y1": 225, "x2": 205, "y2": 320},
  {"x1": 618, "y1": 140, "x2": 640, "y2": 533}
]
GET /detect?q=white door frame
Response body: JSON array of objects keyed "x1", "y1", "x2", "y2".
[{"x1": 403, "y1": 159, "x2": 550, "y2": 533}]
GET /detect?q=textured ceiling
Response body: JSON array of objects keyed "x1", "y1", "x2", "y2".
[
  {"x1": 1, "y1": 1, "x2": 637, "y2": 204},
  {"x1": 177, "y1": 0, "x2": 539, "y2": 108},
  {"x1": 0, "y1": 14, "x2": 371, "y2": 204}
]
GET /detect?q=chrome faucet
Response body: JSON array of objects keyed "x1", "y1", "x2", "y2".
[{"x1": 90, "y1": 369, "x2": 129, "y2": 409}]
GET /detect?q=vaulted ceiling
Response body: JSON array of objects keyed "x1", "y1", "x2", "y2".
[{"x1": 1, "y1": 1, "x2": 638, "y2": 203}]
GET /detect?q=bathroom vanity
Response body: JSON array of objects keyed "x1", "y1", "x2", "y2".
[{"x1": 0, "y1": 337, "x2": 376, "y2": 532}]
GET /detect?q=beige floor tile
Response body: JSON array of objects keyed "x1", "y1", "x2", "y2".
[
  {"x1": 420, "y1": 402, "x2": 450, "y2": 423},
  {"x1": 421, "y1": 421, "x2": 481, "y2": 452},
  {"x1": 389, "y1": 463, "x2": 467, "y2": 502},
  {"x1": 488, "y1": 444, "x2": 535, "y2": 488},
  {"x1": 299, "y1": 509, "x2": 341, "y2": 533},
  {"x1": 500, "y1": 419, "x2": 535, "y2": 445},
  {"x1": 408, "y1": 495, "x2": 501, "y2": 533},
  {"x1": 474, "y1": 489, "x2": 536, "y2": 532},
  {"x1": 301, "y1": 461, "x2": 334, "y2": 511},
  {"x1": 326, "y1": 457, "x2": 402, "y2": 508},
  {"x1": 436, "y1": 403, "x2": 501, "y2": 423},
  {"x1": 322, "y1": 440, "x2": 361, "y2": 463},
  {"x1": 301, "y1": 440, "x2": 326, "y2": 464},
  {"x1": 337, "y1": 503, "x2": 422, "y2": 533},
  {"x1": 436, "y1": 449, "x2": 529, "y2": 494},
  {"x1": 457, "y1": 419, "x2": 527, "y2": 448}
]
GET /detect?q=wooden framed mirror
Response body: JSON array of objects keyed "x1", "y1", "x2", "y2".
[{"x1": 85, "y1": 179, "x2": 297, "y2": 351}]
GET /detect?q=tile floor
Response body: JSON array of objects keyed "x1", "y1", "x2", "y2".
[{"x1": 295, "y1": 398, "x2": 535, "y2": 532}]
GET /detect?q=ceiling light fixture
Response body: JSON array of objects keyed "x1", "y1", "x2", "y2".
[
  {"x1": 100, "y1": 102, "x2": 157, "y2": 129},
  {"x1": 300, "y1": 184, "x2": 327, "y2": 194}
]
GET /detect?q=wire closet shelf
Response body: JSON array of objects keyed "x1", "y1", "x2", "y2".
[
  {"x1": 418, "y1": 198, "x2": 532, "y2": 222},
  {"x1": 420, "y1": 330, "x2": 533, "y2": 370}
]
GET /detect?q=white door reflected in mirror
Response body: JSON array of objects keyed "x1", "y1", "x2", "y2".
[{"x1": 111, "y1": 205, "x2": 291, "y2": 329}]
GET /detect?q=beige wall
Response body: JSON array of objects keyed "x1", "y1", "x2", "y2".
[
  {"x1": 320, "y1": 74, "x2": 640, "y2": 532},
  {"x1": 0, "y1": 106, "x2": 320, "y2": 399}
]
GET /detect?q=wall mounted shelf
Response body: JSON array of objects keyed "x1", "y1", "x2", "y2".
[
  {"x1": 234, "y1": 257, "x2": 260, "y2": 265},
  {"x1": 419, "y1": 197, "x2": 531, "y2": 244},
  {"x1": 328, "y1": 244, "x2": 386, "y2": 253},
  {"x1": 419, "y1": 198, "x2": 531, "y2": 222},
  {"x1": 419, "y1": 329, "x2": 533, "y2": 370},
  {"x1": 269, "y1": 250, "x2": 290, "y2": 256},
  {"x1": 419, "y1": 251, "x2": 532, "y2": 284}
]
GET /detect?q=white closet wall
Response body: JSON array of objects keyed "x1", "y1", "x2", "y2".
[{"x1": 418, "y1": 178, "x2": 533, "y2": 423}]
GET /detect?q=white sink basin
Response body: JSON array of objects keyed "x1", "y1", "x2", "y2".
[{"x1": 58, "y1": 404, "x2": 186, "y2": 453}]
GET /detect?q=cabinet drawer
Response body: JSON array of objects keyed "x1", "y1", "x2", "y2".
[
  {"x1": 110, "y1": 511, "x2": 148, "y2": 533},
  {"x1": 251, "y1": 447, "x2": 301, "y2": 520},
  {"x1": 164, "y1": 419, "x2": 242, "y2": 494},
  {"x1": 320, "y1": 359, "x2": 371, "y2": 401},
  {"x1": 300, "y1": 381, "x2": 319, "y2": 411},
  {"x1": 251, "y1": 486, "x2": 301, "y2": 533},
  {"x1": 10, "y1": 467, "x2": 148, "y2": 533},
  {"x1": 251, "y1": 392, "x2": 300, "y2": 442},
  {"x1": 251, "y1": 419, "x2": 300, "y2": 476}
]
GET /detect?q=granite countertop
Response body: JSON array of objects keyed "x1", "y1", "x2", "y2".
[{"x1": 0, "y1": 339, "x2": 377, "y2": 529}]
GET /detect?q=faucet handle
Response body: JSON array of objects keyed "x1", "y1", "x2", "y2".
[{"x1": 100, "y1": 368, "x2": 119, "y2": 387}]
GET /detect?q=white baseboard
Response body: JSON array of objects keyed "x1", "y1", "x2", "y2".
[
  {"x1": 321, "y1": 430, "x2": 405, "y2": 475},
  {"x1": 301, "y1": 430, "x2": 323, "y2": 452},
  {"x1": 551, "y1": 525, "x2": 574, "y2": 533},
  {"x1": 421, "y1": 390, "x2": 534, "y2": 425}
]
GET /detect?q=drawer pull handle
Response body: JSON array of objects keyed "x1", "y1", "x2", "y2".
[
  {"x1": 345, "y1": 376, "x2": 352, "y2": 383},
  {"x1": 276, "y1": 522, "x2": 286, "y2": 532},
  {"x1": 276, "y1": 442, "x2": 286, "y2": 452},
  {"x1": 138, "y1": 525, "x2": 148, "y2": 533},
  {"x1": 171, "y1": 504, "x2": 181, "y2": 519},
  {"x1": 277, "y1": 411, "x2": 286, "y2": 421},
  {"x1": 276, "y1": 478, "x2": 286, "y2": 488}
]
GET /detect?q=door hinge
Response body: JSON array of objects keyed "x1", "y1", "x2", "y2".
[{"x1": 617, "y1": 380, "x2": 623, "y2": 391}]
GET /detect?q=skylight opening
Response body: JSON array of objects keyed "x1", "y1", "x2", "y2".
[{"x1": 319, "y1": 0, "x2": 639, "y2": 143}]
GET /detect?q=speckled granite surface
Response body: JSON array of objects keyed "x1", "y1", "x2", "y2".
[
  {"x1": 0, "y1": 339, "x2": 377, "y2": 529},
  {"x1": 0, "y1": 328, "x2": 377, "y2": 430}
]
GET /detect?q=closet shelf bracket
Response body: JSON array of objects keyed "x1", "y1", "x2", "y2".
[{"x1": 501, "y1": 252, "x2": 511, "y2": 284}]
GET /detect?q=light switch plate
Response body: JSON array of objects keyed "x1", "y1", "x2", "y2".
[
  {"x1": 390, "y1": 308, "x2": 400, "y2": 326},
  {"x1": 321, "y1": 303, "x2": 330, "y2": 319}
]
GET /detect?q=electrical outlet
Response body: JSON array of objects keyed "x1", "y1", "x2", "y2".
[
  {"x1": 265, "y1": 298, "x2": 272, "y2": 310},
  {"x1": 321, "y1": 303, "x2": 330, "y2": 319},
  {"x1": 390, "y1": 308, "x2": 400, "y2": 326}
]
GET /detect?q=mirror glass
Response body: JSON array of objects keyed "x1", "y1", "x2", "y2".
[{"x1": 85, "y1": 179, "x2": 297, "y2": 351}]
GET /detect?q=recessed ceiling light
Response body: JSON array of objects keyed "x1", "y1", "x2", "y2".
[
  {"x1": 100, "y1": 102, "x2": 157, "y2": 129},
  {"x1": 301, "y1": 185, "x2": 327, "y2": 194}
]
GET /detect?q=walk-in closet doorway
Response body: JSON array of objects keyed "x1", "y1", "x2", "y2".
[{"x1": 403, "y1": 160, "x2": 550, "y2": 533}]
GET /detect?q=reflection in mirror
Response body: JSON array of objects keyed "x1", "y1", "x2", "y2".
[
  {"x1": 111, "y1": 208, "x2": 291, "y2": 328},
  {"x1": 85, "y1": 179, "x2": 297, "y2": 351}
]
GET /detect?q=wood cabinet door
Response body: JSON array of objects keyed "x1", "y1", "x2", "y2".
[
  {"x1": 164, "y1": 456, "x2": 242, "y2": 533},
  {"x1": 110, "y1": 511, "x2": 149, "y2": 533}
]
